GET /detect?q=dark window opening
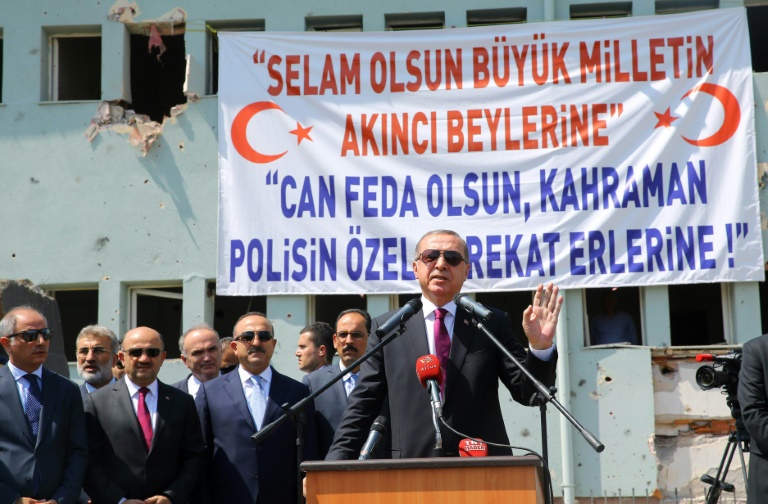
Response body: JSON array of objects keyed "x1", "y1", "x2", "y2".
[
  {"x1": 52, "y1": 36, "x2": 101, "y2": 101},
  {"x1": 213, "y1": 295, "x2": 267, "y2": 337},
  {"x1": 385, "y1": 12, "x2": 445, "y2": 31},
  {"x1": 669, "y1": 283, "x2": 725, "y2": 345},
  {"x1": 570, "y1": 2, "x2": 633, "y2": 19},
  {"x1": 467, "y1": 8, "x2": 527, "y2": 26},
  {"x1": 655, "y1": 0, "x2": 719, "y2": 14},
  {"x1": 0, "y1": 37, "x2": 4, "y2": 102},
  {"x1": 585, "y1": 287, "x2": 641, "y2": 346},
  {"x1": 315, "y1": 295, "x2": 367, "y2": 327},
  {"x1": 134, "y1": 287, "x2": 183, "y2": 358},
  {"x1": 130, "y1": 31, "x2": 186, "y2": 122},
  {"x1": 758, "y1": 270, "x2": 768, "y2": 335},
  {"x1": 207, "y1": 20, "x2": 265, "y2": 96},
  {"x1": 475, "y1": 291, "x2": 536, "y2": 348},
  {"x1": 306, "y1": 15, "x2": 363, "y2": 32},
  {"x1": 53, "y1": 290, "x2": 99, "y2": 362},
  {"x1": 748, "y1": 5, "x2": 768, "y2": 72}
]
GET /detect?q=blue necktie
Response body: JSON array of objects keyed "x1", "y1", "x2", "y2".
[
  {"x1": 24, "y1": 374, "x2": 42, "y2": 437},
  {"x1": 250, "y1": 376, "x2": 266, "y2": 430},
  {"x1": 345, "y1": 373, "x2": 358, "y2": 397}
]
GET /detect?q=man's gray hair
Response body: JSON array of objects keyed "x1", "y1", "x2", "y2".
[
  {"x1": 178, "y1": 323, "x2": 220, "y2": 356},
  {"x1": 414, "y1": 229, "x2": 469, "y2": 261},
  {"x1": 76, "y1": 325, "x2": 120, "y2": 354},
  {"x1": 0, "y1": 305, "x2": 48, "y2": 337}
]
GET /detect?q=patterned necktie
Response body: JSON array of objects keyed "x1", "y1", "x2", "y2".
[
  {"x1": 434, "y1": 308, "x2": 451, "y2": 394},
  {"x1": 24, "y1": 374, "x2": 42, "y2": 437},
  {"x1": 250, "y1": 376, "x2": 267, "y2": 430},
  {"x1": 345, "y1": 373, "x2": 358, "y2": 397},
  {"x1": 137, "y1": 387, "x2": 153, "y2": 452}
]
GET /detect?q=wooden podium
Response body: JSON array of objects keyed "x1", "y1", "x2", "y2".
[{"x1": 302, "y1": 455, "x2": 545, "y2": 504}]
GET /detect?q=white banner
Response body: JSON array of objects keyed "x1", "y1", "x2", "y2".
[{"x1": 217, "y1": 8, "x2": 762, "y2": 295}]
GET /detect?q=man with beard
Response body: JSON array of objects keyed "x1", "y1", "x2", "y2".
[
  {"x1": 303, "y1": 309, "x2": 376, "y2": 457},
  {"x1": 196, "y1": 312, "x2": 316, "y2": 503},
  {"x1": 76, "y1": 325, "x2": 120, "y2": 398},
  {"x1": 172, "y1": 324, "x2": 222, "y2": 399}
]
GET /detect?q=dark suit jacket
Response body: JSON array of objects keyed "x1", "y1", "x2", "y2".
[
  {"x1": 171, "y1": 374, "x2": 191, "y2": 394},
  {"x1": 196, "y1": 366, "x2": 317, "y2": 504},
  {"x1": 83, "y1": 378, "x2": 205, "y2": 504},
  {"x1": 327, "y1": 305, "x2": 557, "y2": 459},
  {"x1": 0, "y1": 365, "x2": 88, "y2": 504},
  {"x1": 303, "y1": 365, "x2": 349, "y2": 458},
  {"x1": 739, "y1": 335, "x2": 768, "y2": 457}
]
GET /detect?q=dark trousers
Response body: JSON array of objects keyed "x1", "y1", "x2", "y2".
[{"x1": 747, "y1": 451, "x2": 768, "y2": 503}]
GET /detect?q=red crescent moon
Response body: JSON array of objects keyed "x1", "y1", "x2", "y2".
[
  {"x1": 230, "y1": 101, "x2": 288, "y2": 164},
  {"x1": 681, "y1": 84, "x2": 740, "y2": 147}
]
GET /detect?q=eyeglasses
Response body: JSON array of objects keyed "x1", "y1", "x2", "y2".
[
  {"x1": 235, "y1": 331, "x2": 273, "y2": 343},
  {"x1": 8, "y1": 328, "x2": 54, "y2": 343},
  {"x1": 416, "y1": 249, "x2": 467, "y2": 267},
  {"x1": 336, "y1": 331, "x2": 366, "y2": 340},
  {"x1": 125, "y1": 347, "x2": 162, "y2": 358},
  {"x1": 77, "y1": 346, "x2": 110, "y2": 356}
]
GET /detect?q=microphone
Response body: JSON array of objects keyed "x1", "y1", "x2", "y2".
[
  {"x1": 453, "y1": 293, "x2": 492, "y2": 321},
  {"x1": 415, "y1": 354, "x2": 443, "y2": 418},
  {"x1": 375, "y1": 297, "x2": 423, "y2": 337},
  {"x1": 358, "y1": 415, "x2": 389, "y2": 460},
  {"x1": 458, "y1": 438, "x2": 488, "y2": 457}
]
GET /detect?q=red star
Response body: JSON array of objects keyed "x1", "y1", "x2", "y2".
[
  {"x1": 289, "y1": 122, "x2": 313, "y2": 144},
  {"x1": 654, "y1": 108, "x2": 679, "y2": 129}
]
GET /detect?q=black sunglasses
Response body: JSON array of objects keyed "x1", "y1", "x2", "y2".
[
  {"x1": 235, "y1": 331, "x2": 273, "y2": 343},
  {"x1": 125, "y1": 347, "x2": 162, "y2": 358},
  {"x1": 9, "y1": 328, "x2": 54, "y2": 343},
  {"x1": 416, "y1": 249, "x2": 467, "y2": 267}
]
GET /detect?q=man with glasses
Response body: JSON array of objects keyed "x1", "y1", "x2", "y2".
[
  {"x1": 172, "y1": 324, "x2": 222, "y2": 399},
  {"x1": 328, "y1": 229, "x2": 563, "y2": 459},
  {"x1": 0, "y1": 306, "x2": 88, "y2": 504},
  {"x1": 196, "y1": 311, "x2": 316, "y2": 503},
  {"x1": 83, "y1": 326, "x2": 204, "y2": 504},
  {"x1": 303, "y1": 309, "x2": 377, "y2": 457},
  {"x1": 76, "y1": 325, "x2": 120, "y2": 398}
]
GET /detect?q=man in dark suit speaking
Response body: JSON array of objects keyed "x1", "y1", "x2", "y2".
[
  {"x1": 83, "y1": 327, "x2": 204, "y2": 504},
  {"x1": 327, "y1": 229, "x2": 563, "y2": 459},
  {"x1": 0, "y1": 306, "x2": 88, "y2": 504}
]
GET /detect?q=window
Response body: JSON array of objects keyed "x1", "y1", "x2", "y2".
[
  {"x1": 584, "y1": 287, "x2": 641, "y2": 346},
  {"x1": 475, "y1": 291, "x2": 535, "y2": 347},
  {"x1": 130, "y1": 287, "x2": 183, "y2": 358},
  {"x1": 747, "y1": 5, "x2": 768, "y2": 72},
  {"x1": 0, "y1": 32, "x2": 4, "y2": 103},
  {"x1": 467, "y1": 8, "x2": 527, "y2": 26},
  {"x1": 570, "y1": 2, "x2": 633, "y2": 19},
  {"x1": 207, "y1": 20, "x2": 265, "y2": 96},
  {"x1": 129, "y1": 24, "x2": 186, "y2": 122},
  {"x1": 306, "y1": 15, "x2": 363, "y2": 32},
  {"x1": 385, "y1": 12, "x2": 445, "y2": 31},
  {"x1": 315, "y1": 295, "x2": 367, "y2": 327},
  {"x1": 49, "y1": 32, "x2": 101, "y2": 101},
  {"x1": 758, "y1": 270, "x2": 768, "y2": 335},
  {"x1": 669, "y1": 283, "x2": 725, "y2": 345},
  {"x1": 52, "y1": 289, "x2": 99, "y2": 361},
  {"x1": 655, "y1": 0, "x2": 719, "y2": 14},
  {"x1": 213, "y1": 293, "x2": 267, "y2": 337}
]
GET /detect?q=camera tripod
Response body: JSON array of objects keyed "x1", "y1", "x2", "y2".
[{"x1": 700, "y1": 427, "x2": 749, "y2": 504}]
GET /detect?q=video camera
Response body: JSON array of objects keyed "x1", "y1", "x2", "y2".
[{"x1": 695, "y1": 350, "x2": 742, "y2": 394}]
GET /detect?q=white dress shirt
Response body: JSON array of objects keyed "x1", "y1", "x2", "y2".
[{"x1": 124, "y1": 377, "x2": 159, "y2": 431}]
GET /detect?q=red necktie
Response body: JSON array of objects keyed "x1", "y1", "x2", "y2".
[
  {"x1": 434, "y1": 308, "x2": 451, "y2": 393},
  {"x1": 138, "y1": 387, "x2": 153, "y2": 452}
]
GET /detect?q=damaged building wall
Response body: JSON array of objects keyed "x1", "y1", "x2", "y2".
[{"x1": 0, "y1": 2, "x2": 767, "y2": 503}]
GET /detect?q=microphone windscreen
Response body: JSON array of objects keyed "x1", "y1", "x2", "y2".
[
  {"x1": 415, "y1": 354, "x2": 442, "y2": 387},
  {"x1": 458, "y1": 438, "x2": 488, "y2": 457}
]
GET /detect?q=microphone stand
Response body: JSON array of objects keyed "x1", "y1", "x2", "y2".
[
  {"x1": 428, "y1": 381, "x2": 444, "y2": 457},
  {"x1": 468, "y1": 316, "x2": 605, "y2": 504},
  {"x1": 251, "y1": 323, "x2": 410, "y2": 503}
]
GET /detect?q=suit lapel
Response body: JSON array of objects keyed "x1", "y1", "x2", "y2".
[
  {"x1": 223, "y1": 370, "x2": 256, "y2": 432},
  {"x1": 404, "y1": 309, "x2": 430, "y2": 361},
  {"x1": 115, "y1": 378, "x2": 146, "y2": 446},
  {"x1": 36, "y1": 368, "x2": 56, "y2": 447},
  {"x1": 0, "y1": 366, "x2": 34, "y2": 445},
  {"x1": 151, "y1": 382, "x2": 171, "y2": 452},
  {"x1": 264, "y1": 367, "x2": 284, "y2": 424},
  {"x1": 444, "y1": 309, "x2": 474, "y2": 404},
  {"x1": 330, "y1": 366, "x2": 347, "y2": 404}
]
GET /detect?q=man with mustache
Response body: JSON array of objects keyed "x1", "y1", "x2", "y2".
[
  {"x1": 327, "y1": 229, "x2": 562, "y2": 459},
  {"x1": 196, "y1": 312, "x2": 317, "y2": 503},
  {"x1": 76, "y1": 325, "x2": 119, "y2": 398},
  {"x1": 172, "y1": 324, "x2": 222, "y2": 399},
  {"x1": 303, "y1": 309, "x2": 378, "y2": 458},
  {"x1": 0, "y1": 306, "x2": 88, "y2": 504}
]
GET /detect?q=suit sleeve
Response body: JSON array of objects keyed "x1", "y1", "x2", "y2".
[
  {"x1": 160, "y1": 393, "x2": 205, "y2": 504},
  {"x1": 325, "y1": 319, "x2": 387, "y2": 460},
  {"x1": 738, "y1": 340, "x2": 768, "y2": 454},
  {"x1": 84, "y1": 393, "x2": 128, "y2": 504},
  {"x1": 51, "y1": 383, "x2": 89, "y2": 504}
]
